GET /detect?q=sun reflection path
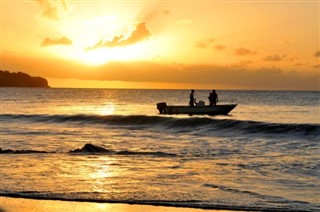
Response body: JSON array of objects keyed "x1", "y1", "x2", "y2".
[
  {"x1": 89, "y1": 165, "x2": 113, "y2": 179},
  {"x1": 63, "y1": 102, "x2": 115, "y2": 115},
  {"x1": 98, "y1": 103, "x2": 115, "y2": 115},
  {"x1": 87, "y1": 157, "x2": 119, "y2": 193}
]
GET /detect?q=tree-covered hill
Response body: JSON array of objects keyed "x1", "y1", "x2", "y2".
[{"x1": 0, "y1": 70, "x2": 50, "y2": 87}]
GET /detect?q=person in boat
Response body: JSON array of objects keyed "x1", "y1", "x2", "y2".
[
  {"x1": 189, "y1": 89, "x2": 195, "y2": 107},
  {"x1": 208, "y1": 89, "x2": 218, "y2": 106}
]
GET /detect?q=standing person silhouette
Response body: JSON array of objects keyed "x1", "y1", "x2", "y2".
[
  {"x1": 189, "y1": 89, "x2": 195, "y2": 107},
  {"x1": 208, "y1": 90, "x2": 218, "y2": 106}
]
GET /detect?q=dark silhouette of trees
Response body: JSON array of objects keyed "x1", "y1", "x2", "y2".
[{"x1": 0, "y1": 70, "x2": 50, "y2": 87}]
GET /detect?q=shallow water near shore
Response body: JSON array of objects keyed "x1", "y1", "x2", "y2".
[{"x1": 0, "y1": 88, "x2": 319, "y2": 211}]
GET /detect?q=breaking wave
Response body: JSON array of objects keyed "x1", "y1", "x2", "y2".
[{"x1": 1, "y1": 114, "x2": 319, "y2": 136}]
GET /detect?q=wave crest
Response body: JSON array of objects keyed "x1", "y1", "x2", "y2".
[{"x1": 1, "y1": 114, "x2": 319, "y2": 136}]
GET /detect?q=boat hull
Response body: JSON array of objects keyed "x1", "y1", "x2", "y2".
[{"x1": 157, "y1": 102, "x2": 237, "y2": 115}]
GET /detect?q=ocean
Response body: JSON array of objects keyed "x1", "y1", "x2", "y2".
[{"x1": 0, "y1": 88, "x2": 319, "y2": 211}]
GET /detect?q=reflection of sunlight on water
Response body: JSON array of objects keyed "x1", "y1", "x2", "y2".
[
  {"x1": 89, "y1": 168, "x2": 111, "y2": 192},
  {"x1": 98, "y1": 103, "x2": 115, "y2": 115},
  {"x1": 63, "y1": 102, "x2": 115, "y2": 115},
  {"x1": 89, "y1": 165, "x2": 113, "y2": 179},
  {"x1": 86, "y1": 158, "x2": 118, "y2": 193}
]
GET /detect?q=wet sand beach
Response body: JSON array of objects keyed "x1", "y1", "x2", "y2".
[{"x1": 0, "y1": 197, "x2": 240, "y2": 212}]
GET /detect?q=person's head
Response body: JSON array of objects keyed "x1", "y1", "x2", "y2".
[
  {"x1": 191, "y1": 89, "x2": 195, "y2": 93},
  {"x1": 212, "y1": 89, "x2": 216, "y2": 92}
]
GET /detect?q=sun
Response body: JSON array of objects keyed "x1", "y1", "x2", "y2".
[
  {"x1": 68, "y1": 41, "x2": 152, "y2": 66},
  {"x1": 45, "y1": 38, "x2": 154, "y2": 66},
  {"x1": 80, "y1": 49, "x2": 113, "y2": 65},
  {"x1": 49, "y1": 13, "x2": 154, "y2": 66}
]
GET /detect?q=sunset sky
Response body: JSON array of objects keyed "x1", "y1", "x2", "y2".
[{"x1": 1, "y1": 0, "x2": 319, "y2": 90}]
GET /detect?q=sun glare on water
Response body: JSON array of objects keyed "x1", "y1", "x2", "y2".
[
  {"x1": 98, "y1": 103, "x2": 115, "y2": 115},
  {"x1": 63, "y1": 103, "x2": 115, "y2": 115}
]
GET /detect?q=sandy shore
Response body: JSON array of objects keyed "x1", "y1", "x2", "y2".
[{"x1": 0, "y1": 196, "x2": 240, "y2": 212}]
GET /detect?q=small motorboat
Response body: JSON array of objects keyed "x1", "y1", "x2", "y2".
[{"x1": 156, "y1": 102, "x2": 237, "y2": 115}]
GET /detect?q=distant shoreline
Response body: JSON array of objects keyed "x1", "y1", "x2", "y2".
[
  {"x1": 0, "y1": 70, "x2": 50, "y2": 88},
  {"x1": 2, "y1": 87, "x2": 319, "y2": 92}
]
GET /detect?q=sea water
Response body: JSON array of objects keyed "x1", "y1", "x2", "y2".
[{"x1": 0, "y1": 88, "x2": 319, "y2": 211}]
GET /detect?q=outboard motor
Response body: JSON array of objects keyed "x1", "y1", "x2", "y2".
[{"x1": 157, "y1": 102, "x2": 167, "y2": 114}]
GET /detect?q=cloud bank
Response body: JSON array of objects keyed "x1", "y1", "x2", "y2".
[
  {"x1": 86, "y1": 22, "x2": 151, "y2": 51},
  {"x1": 40, "y1": 36, "x2": 72, "y2": 47},
  {"x1": 3, "y1": 53, "x2": 319, "y2": 90}
]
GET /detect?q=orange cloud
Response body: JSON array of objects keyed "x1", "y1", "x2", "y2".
[
  {"x1": 195, "y1": 38, "x2": 215, "y2": 49},
  {"x1": 214, "y1": 45, "x2": 226, "y2": 51},
  {"x1": 34, "y1": 0, "x2": 68, "y2": 20},
  {"x1": 313, "y1": 64, "x2": 320, "y2": 69},
  {"x1": 264, "y1": 54, "x2": 286, "y2": 62},
  {"x1": 86, "y1": 22, "x2": 151, "y2": 51},
  {"x1": 314, "y1": 50, "x2": 320, "y2": 57},
  {"x1": 40, "y1": 36, "x2": 72, "y2": 47},
  {"x1": 234, "y1": 48, "x2": 256, "y2": 56}
]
